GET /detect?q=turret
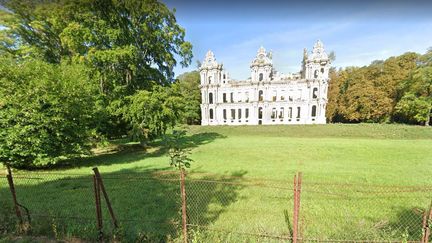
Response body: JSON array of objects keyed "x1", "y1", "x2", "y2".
[
  {"x1": 250, "y1": 46, "x2": 273, "y2": 82},
  {"x1": 199, "y1": 50, "x2": 223, "y2": 85},
  {"x1": 305, "y1": 40, "x2": 331, "y2": 80}
]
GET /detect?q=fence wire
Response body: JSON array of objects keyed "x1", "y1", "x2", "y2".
[{"x1": 0, "y1": 171, "x2": 431, "y2": 242}]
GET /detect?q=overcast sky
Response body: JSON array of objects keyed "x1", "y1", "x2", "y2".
[{"x1": 165, "y1": 0, "x2": 432, "y2": 80}]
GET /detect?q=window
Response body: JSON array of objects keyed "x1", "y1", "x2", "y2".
[
  {"x1": 237, "y1": 92, "x2": 242, "y2": 102},
  {"x1": 271, "y1": 108, "x2": 277, "y2": 119},
  {"x1": 280, "y1": 90, "x2": 285, "y2": 101},
  {"x1": 321, "y1": 68, "x2": 324, "y2": 73},
  {"x1": 208, "y1": 76, "x2": 212, "y2": 83},
  {"x1": 258, "y1": 107, "x2": 263, "y2": 119},
  {"x1": 314, "y1": 70, "x2": 318, "y2": 79},
  {"x1": 288, "y1": 107, "x2": 293, "y2": 118},
  {"x1": 259, "y1": 73, "x2": 263, "y2": 81},
  {"x1": 312, "y1": 88, "x2": 318, "y2": 99},
  {"x1": 312, "y1": 105, "x2": 317, "y2": 117},
  {"x1": 209, "y1": 109, "x2": 214, "y2": 119},
  {"x1": 231, "y1": 109, "x2": 235, "y2": 119},
  {"x1": 223, "y1": 109, "x2": 227, "y2": 120},
  {"x1": 279, "y1": 107, "x2": 284, "y2": 119},
  {"x1": 272, "y1": 90, "x2": 277, "y2": 101},
  {"x1": 245, "y1": 108, "x2": 249, "y2": 118},
  {"x1": 230, "y1": 92, "x2": 234, "y2": 103},
  {"x1": 245, "y1": 92, "x2": 249, "y2": 102},
  {"x1": 209, "y1": 93, "x2": 213, "y2": 104},
  {"x1": 297, "y1": 107, "x2": 301, "y2": 118},
  {"x1": 238, "y1": 109, "x2": 242, "y2": 119},
  {"x1": 223, "y1": 93, "x2": 227, "y2": 103},
  {"x1": 259, "y1": 90, "x2": 264, "y2": 101},
  {"x1": 223, "y1": 74, "x2": 226, "y2": 79}
]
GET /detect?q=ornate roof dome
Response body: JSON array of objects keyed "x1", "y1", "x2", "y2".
[
  {"x1": 309, "y1": 40, "x2": 328, "y2": 61},
  {"x1": 200, "y1": 50, "x2": 221, "y2": 69},
  {"x1": 251, "y1": 46, "x2": 273, "y2": 67}
]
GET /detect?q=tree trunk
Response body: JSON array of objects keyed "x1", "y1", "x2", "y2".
[{"x1": 426, "y1": 110, "x2": 431, "y2": 126}]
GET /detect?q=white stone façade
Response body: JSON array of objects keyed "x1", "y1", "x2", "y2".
[{"x1": 200, "y1": 40, "x2": 331, "y2": 126}]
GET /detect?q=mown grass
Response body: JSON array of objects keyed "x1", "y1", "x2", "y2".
[{"x1": 1, "y1": 123, "x2": 431, "y2": 242}]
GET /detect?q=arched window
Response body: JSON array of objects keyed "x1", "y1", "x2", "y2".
[
  {"x1": 209, "y1": 109, "x2": 214, "y2": 119},
  {"x1": 208, "y1": 76, "x2": 212, "y2": 84},
  {"x1": 258, "y1": 107, "x2": 263, "y2": 119},
  {"x1": 314, "y1": 70, "x2": 318, "y2": 79},
  {"x1": 312, "y1": 88, "x2": 318, "y2": 99},
  {"x1": 279, "y1": 107, "x2": 284, "y2": 119},
  {"x1": 259, "y1": 90, "x2": 264, "y2": 101},
  {"x1": 209, "y1": 93, "x2": 213, "y2": 104},
  {"x1": 321, "y1": 68, "x2": 324, "y2": 74},
  {"x1": 311, "y1": 105, "x2": 317, "y2": 117},
  {"x1": 223, "y1": 74, "x2": 226, "y2": 79},
  {"x1": 271, "y1": 108, "x2": 277, "y2": 119},
  {"x1": 259, "y1": 73, "x2": 264, "y2": 81}
]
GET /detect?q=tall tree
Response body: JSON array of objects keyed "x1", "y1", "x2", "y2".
[
  {"x1": 0, "y1": 57, "x2": 98, "y2": 169},
  {"x1": 174, "y1": 71, "x2": 201, "y2": 125},
  {"x1": 0, "y1": 0, "x2": 193, "y2": 135}
]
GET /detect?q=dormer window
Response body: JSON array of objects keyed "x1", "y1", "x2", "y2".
[{"x1": 259, "y1": 73, "x2": 263, "y2": 81}]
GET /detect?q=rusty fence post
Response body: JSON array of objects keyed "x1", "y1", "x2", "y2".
[
  {"x1": 422, "y1": 200, "x2": 432, "y2": 243},
  {"x1": 93, "y1": 174, "x2": 103, "y2": 242},
  {"x1": 292, "y1": 172, "x2": 302, "y2": 243},
  {"x1": 293, "y1": 173, "x2": 298, "y2": 243},
  {"x1": 6, "y1": 166, "x2": 23, "y2": 226},
  {"x1": 93, "y1": 167, "x2": 118, "y2": 228},
  {"x1": 180, "y1": 168, "x2": 188, "y2": 243},
  {"x1": 297, "y1": 172, "x2": 302, "y2": 242}
]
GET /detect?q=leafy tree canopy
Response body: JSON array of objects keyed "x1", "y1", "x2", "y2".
[
  {"x1": 174, "y1": 71, "x2": 201, "y2": 125},
  {"x1": 0, "y1": 0, "x2": 193, "y2": 98},
  {"x1": 0, "y1": 57, "x2": 98, "y2": 169}
]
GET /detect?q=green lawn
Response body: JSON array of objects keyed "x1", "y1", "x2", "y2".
[{"x1": 1, "y1": 124, "x2": 432, "y2": 242}]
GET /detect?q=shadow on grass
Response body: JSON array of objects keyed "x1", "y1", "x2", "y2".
[
  {"x1": 0, "y1": 167, "x2": 245, "y2": 242},
  {"x1": 43, "y1": 132, "x2": 226, "y2": 170},
  {"x1": 384, "y1": 207, "x2": 426, "y2": 240}
]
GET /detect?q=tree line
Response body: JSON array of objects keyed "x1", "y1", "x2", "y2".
[
  {"x1": 327, "y1": 50, "x2": 432, "y2": 125},
  {"x1": 0, "y1": 0, "x2": 200, "y2": 169}
]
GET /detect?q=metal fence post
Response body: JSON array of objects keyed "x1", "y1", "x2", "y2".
[
  {"x1": 297, "y1": 172, "x2": 302, "y2": 242},
  {"x1": 93, "y1": 174, "x2": 103, "y2": 242},
  {"x1": 422, "y1": 201, "x2": 432, "y2": 243},
  {"x1": 293, "y1": 173, "x2": 298, "y2": 243},
  {"x1": 6, "y1": 166, "x2": 23, "y2": 226},
  {"x1": 93, "y1": 167, "x2": 118, "y2": 228},
  {"x1": 293, "y1": 172, "x2": 302, "y2": 243},
  {"x1": 180, "y1": 168, "x2": 188, "y2": 243}
]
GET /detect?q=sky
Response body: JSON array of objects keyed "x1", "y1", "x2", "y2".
[{"x1": 164, "y1": 0, "x2": 432, "y2": 80}]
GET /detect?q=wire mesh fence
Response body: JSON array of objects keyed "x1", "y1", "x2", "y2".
[{"x1": 1, "y1": 169, "x2": 431, "y2": 242}]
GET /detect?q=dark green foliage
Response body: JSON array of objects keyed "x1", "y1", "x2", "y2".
[
  {"x1": 174, "y1": 71, "x2": 201, "y2": 125},
  {"x1": 120, "y1": 86, "x2": 185, "y2": 143},
  {"x1": 0, "y1": 0, "x2": 193, "y2": 137},
  {"x1": 394, "y1": 93, "x2": 431, "y2": 124},
  {"x1": 0, "y1": 57, "x2": 98, "y2": 168}
]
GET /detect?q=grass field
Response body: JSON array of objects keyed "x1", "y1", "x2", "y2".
[{"x1": 1, "y1": 124, "x2": 432, "y2": 242}]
